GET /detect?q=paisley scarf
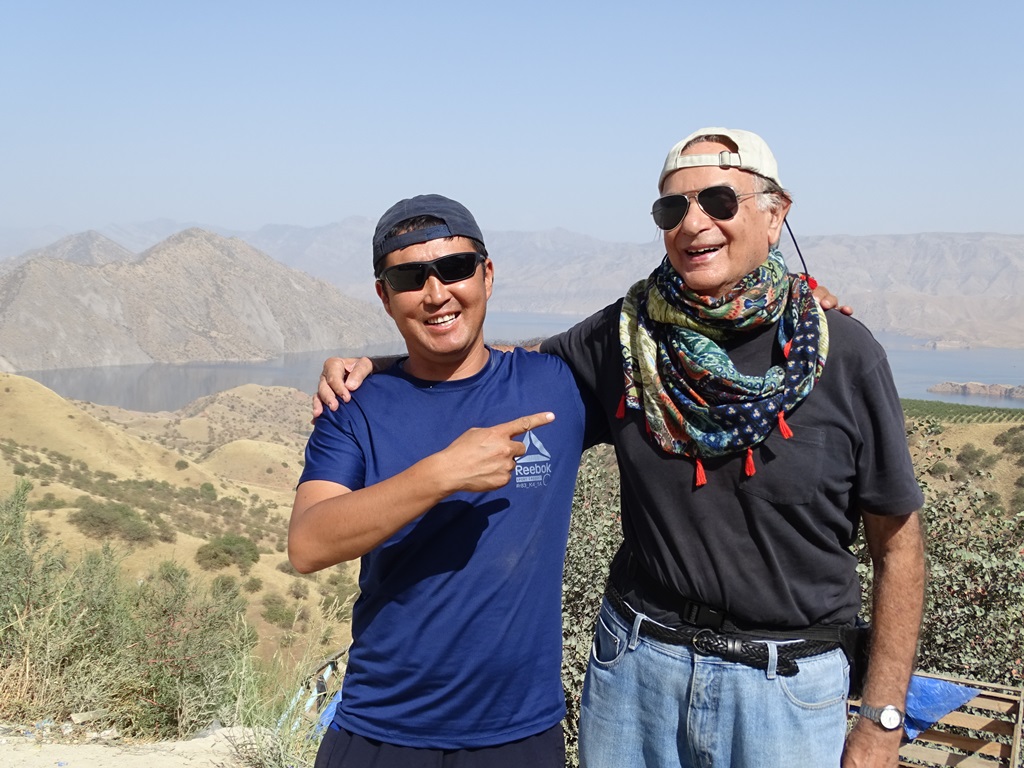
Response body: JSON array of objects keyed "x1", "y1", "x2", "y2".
[{"x1": 618, "y1": 248, "x2": 828, "y2": 485}]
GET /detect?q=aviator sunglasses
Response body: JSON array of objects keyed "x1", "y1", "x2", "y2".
[
  {"x1": 651, "y1": 185, "x2": 766, "y2": 231},
  {"x1": 379, "y1": 252, "x2": 486, "y2": 292}
]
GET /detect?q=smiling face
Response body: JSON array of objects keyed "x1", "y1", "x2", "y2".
[
  {"x1": 376, "y1": 235, "x2": 493, "y2": 381},
  {"x1": 660, "y1": 141, "x2": 790, "y2": 299}
]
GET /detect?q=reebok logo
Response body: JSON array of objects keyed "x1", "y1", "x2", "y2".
[{"x1": 515, "y1": 430, "x2": 553, "y2": 489}]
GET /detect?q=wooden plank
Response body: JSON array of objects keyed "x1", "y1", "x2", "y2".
[
  {"x1": 938, "y1": 710, "x2": 1015, "y2": 736},
  {"x1": 912, "y1": 729, "x2": 1009, "y2": 759},
  {"x1": 899, "y1": 741, "x2": 1004, "y2": 767},
  {"x1": 858, "y1": 672, "x2": 1023, "y2": 768}
]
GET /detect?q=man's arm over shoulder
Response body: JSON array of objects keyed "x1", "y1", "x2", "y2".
[{"x1": 540, "y1": 301, "x2": 623, "y2": 397}]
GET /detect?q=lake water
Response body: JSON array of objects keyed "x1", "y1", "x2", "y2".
[{"x1": 17, "y1": 314, "x2": 1024, "y2": 412}]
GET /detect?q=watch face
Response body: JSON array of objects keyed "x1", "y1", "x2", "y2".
[{"x1": 880, "y1": 707, "x2": 902, "y2": 730}]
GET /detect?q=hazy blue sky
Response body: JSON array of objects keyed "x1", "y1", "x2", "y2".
[{"x1": 2, "y1": 0, "x2": 1021, "y2": 243}]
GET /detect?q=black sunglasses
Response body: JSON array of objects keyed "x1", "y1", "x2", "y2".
[
  {"x1": 651, "y1": 185, "x2": 766, "y2": 230},
  {"x1": 379, "y1": 252, "x2": 485, "y2": 292}
]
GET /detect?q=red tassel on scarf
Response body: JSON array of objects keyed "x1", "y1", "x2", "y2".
[
  {"x1": 615, "y1": 394, "x2": 626, "y2": 419},
  {"x1": 799, "y1": 273, "x2": 819, "y2": 290},
  {"x1": 783, "y1": 338, "x2": 793, "y2": 358},
  {"x1": 694, "y1": 457, "x2": 707, "y2": 487},
  {"x1": 778, "y1": 411, "x2": 793, "y2": 439},
  {"x1": 744, "y1": 447, "x2": 756, "y2": 477}
]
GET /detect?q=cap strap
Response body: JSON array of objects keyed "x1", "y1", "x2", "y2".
[
  {"x1": 669, "y1": 150, "x2": 743, "y2": 171},
  {"x1": 377, "y1": 224, "x2": 452, "y2": 260}
]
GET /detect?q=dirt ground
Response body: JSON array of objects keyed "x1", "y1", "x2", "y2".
[{"x1": 0, "y1": 725, "x2": 246, "y2": 768}]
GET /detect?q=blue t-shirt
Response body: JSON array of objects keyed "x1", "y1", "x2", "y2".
[{"x1": 299, "y1": 348, "x2": 595, "y2": 748}]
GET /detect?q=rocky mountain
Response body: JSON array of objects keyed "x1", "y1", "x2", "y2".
[
  {"x1": 243, "y1": 225, "x2": 1024, "y2": 348},
  {"x1": 798, "y1": 232, "x2": 1024, "y2": 349},
  {"x1": 5, "y1": 224, "x2": 1023, "y2": 366},
  {"x1": 0, "y1": 224, "x2": 71, "y2": 262},
  {"x1": 3, "y1": 230, "x2": 135, "y2": 273},
  {"x1": 928, "y1": 382, "x2": 1024, "y2": 400},
  {"x1": 244, "y1": 217, "x2": 377, "y2": 297},
  {"x1": 0, "y1": 228, "x2": 397, "y2": 372}
]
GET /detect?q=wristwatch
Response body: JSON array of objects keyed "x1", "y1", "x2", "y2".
[{"x1": 859, "y1": 703, "x2": 905, "y2": 731}]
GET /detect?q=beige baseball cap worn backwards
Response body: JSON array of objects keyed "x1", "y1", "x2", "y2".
[{"x1": 659, "y1": 127, "x2": 781, "y2": 189}]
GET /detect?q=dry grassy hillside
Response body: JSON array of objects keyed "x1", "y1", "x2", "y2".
[
  {"x1": 0, "y1": 375, "x2": 354, "y2": 662},
  {"x1": 4, "y1": 373, "x2": 1022, "y2": 671}
]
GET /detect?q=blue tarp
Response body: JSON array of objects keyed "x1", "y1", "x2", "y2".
[
  {"x1": 903, "y1": 674, "x2": 978, "y2": 740},
  {"x1": 315, "y1": 690, "x2": 343, "y2": 736},
  {"x1": 853, "y1": 673, "x2": 979, "y2": 740}
]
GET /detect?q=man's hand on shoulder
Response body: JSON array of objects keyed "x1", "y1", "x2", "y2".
[
  {"x1": 812, "y1": 282, "x2": 854, "y2": 315},
  {"x1": 312, "y1": 356, "x2": 375, "y2": 419}
]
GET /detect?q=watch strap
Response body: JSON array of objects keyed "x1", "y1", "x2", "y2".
[{"x1": 859, "y1": 703, "x2": 905, "y2": 730}]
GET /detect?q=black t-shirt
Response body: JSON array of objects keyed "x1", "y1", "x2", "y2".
[{"x1": 542, "y1": 300, "x2": 923, "y2": 628}]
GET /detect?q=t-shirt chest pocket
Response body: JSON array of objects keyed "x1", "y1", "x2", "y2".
[{"x1": 737, "y1": 428, "x2": 826, "y2": 505}]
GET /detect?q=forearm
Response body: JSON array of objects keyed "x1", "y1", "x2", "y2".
[
  {"x1": 861, "y1": 534, "x2": 925, "y2": 707},
  {"x1": 845, "y1": 511, "x2": 926, "y2": 764},
  {"x1": 289, "y1": 455, "x2": 453, "y2": 572}
]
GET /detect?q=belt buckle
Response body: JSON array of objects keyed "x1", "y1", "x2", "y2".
[{"x1": 691, "y1": 628, "x2": 717, "y2": 656}]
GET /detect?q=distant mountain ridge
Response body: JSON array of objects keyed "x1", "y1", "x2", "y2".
[
  {"x1": 3, "y1": 225, "x2": 1023, "y2": 370},
  {"x1": 236, "y1": 225, "x2": 1024, "y2": 349},
  {"x1": 0, "y1": 230, "x2": 135, "y2": 276},
  {"x1": 0, "y1": 228, "x2": 397, "y2": 372}
]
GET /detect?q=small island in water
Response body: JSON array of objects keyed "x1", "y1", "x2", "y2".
[{"x1": 928, "y1": 382, "x2": 1024, "y2": 400}]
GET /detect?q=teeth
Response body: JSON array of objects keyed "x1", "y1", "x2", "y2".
[
  {"x1": 688, "y1": 247, "x2": 720, "y2": 255},
  {"x1": 426, "y1": 313, "x2": 457, "y2": 326}
]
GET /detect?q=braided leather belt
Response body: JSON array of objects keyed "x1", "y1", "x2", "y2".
[{"x1": 605, "y1": 583, "x2": 840, "y2": 677}]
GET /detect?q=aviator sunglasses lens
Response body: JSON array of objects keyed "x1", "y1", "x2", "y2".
[
  {"x1": 651, "y1": 186, "x2": 741, "y2": 230},
  {"x1": 384, "y1": 253, "x2": 482, "y2": 292}
]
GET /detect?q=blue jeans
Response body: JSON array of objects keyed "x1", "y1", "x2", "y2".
[{"x1": 579, "y1": 599, "x2": 849, "y2": 768}]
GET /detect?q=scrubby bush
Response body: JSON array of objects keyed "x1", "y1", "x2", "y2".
[
  {"x1": 956, "y1": 443, "x2": 999, "y2": 473},
  {"x1": 195, "y1": 533, "x2": 260, "y2": 574},
  {"x1": 0, "y1": 483, "x2": 258, "y2": 738},
  {"x1": 561, "y1": 447, "x2": 622, "y2": 764},
  {"x1": 29, "y1": 492, "x2": 68, "y2": 510},
  {"x1": 69, "y1": 497, "x2": 155, "y2": 544},
  {"x1": 261, "y1": 593, "x2": 295, "y2": 629}
]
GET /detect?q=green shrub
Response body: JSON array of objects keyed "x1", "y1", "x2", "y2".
[
  {"x1": 0, "y1": 483, "x2": 258, "y2": 738},
  {"x1": 69, "y1": 498, "x2": 155, "y2": 544},
  {"x1": 561, "y1": 447, "x2": 622, "y2": 764},
  {"x1": 956, "y1": 443, "x2": 998, "y2": 472},
  {"x1": 175, "y1": 460, "x2": 189, "y2": 470},
  {"x1": 261, "y1": 593, "x2": 295, "y2": 629},
  {"x1": 29, "y1": 492, "x2": 68, "y2": 511},
  {"x1": 243, "y1": 576, "x2": 263, "y2": 593},
  {"x1": 195, "y1": 534, "x2": 260, "y2": 574}
]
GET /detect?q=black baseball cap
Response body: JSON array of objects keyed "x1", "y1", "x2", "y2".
[{"x1": 372, "y1": 194, "x2": 485, "y2": 274}]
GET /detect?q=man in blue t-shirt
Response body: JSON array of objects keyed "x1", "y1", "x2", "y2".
[{"x1": 289, "y1": 194, "x2": 600, "y2": 768}]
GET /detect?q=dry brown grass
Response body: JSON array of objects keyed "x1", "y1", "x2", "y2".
[{"x1": 0, "y1": 373, "x2": 353, "y2": 664}]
